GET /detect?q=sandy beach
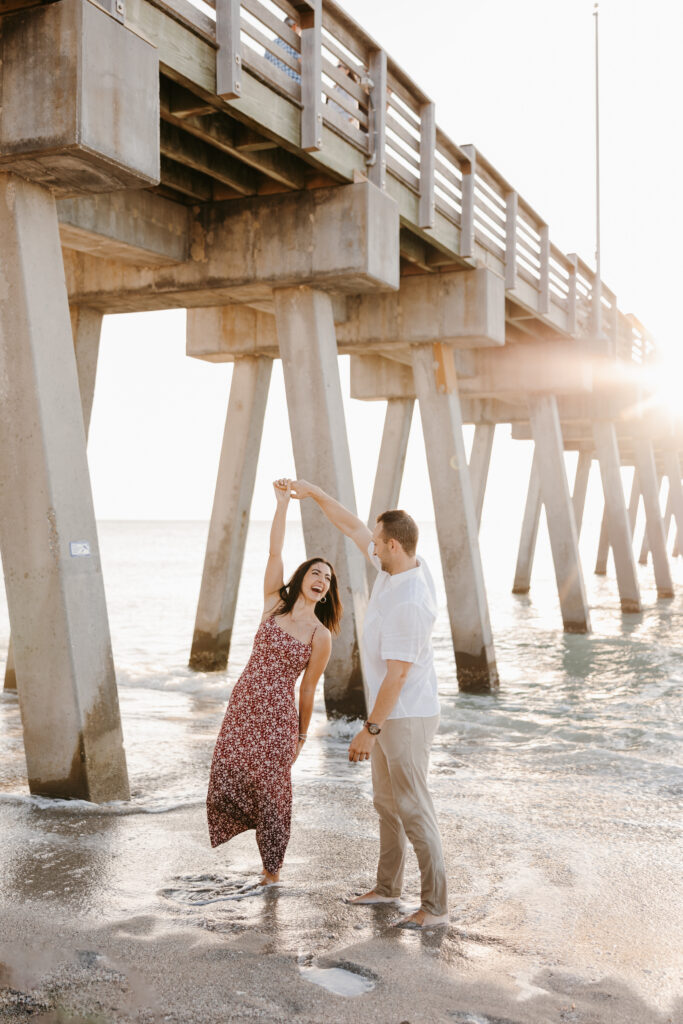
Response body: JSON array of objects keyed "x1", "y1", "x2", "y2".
[{"x1": 1, "y1": 718, "x2": 681, "y2": 1024}]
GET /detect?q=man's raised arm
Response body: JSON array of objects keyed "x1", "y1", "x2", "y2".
[{"x1": 290, "y1": 480, "x2": 373, "y2": 560}]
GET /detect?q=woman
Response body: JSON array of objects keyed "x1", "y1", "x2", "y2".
[{"x1": 207, "y1": 478, "x2": 342, "y2": 885}]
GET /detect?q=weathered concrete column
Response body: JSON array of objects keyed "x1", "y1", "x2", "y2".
[
  {"x1": 189, "y1": 356, "x2": 273, "y2": 671},
  {"x1": 592, "y1": 422, "x2": 641, "y2": 613},
  {"x1": 572, "y1": 451, "x2": 592, "y2": 535},
  {"x1": 512, "y1": 453, "x2": 542, "y2": 594},
  {"x1": 274, "y1": 286, "x2": 368, "y2": 719},
  {"x1": 663, "y1": 452, "x2": 683, "y2": 557},
  {"x1": 4, "y1": 305, "x2": 104, "y2": 692},
  {"x1": 633, "y1": 439, "x2": 674, "y2": 598},
  {"x1": 662, "y1": 492, "x2": 673, "y2": 552},
  {"x1": 469, "y1": 424, "x2": 495, "y2": 529},
  {"x1": 638, "y1": 473, "x2": 662, "y2": 565},
  {"x1": 368, "y1": 398, "x2": 414, "y2": 524},
  {"x1": 512, "y1": 449, "x2": 591, "y2": 596},
  {"x1": 528, "y1": 395, "x2": 591, "y2": 632},
  {"x1": 411, "y1": 344, "x2": 498, "y2": 691},
  {"x1": 0, "y1": 174, "x2": 128, "y2": 801},
  {"x1": 594, "y1": 511, "x2": 610, "y2": 575},
  {"x1": 366, "y1": 398, "x2": 414, "y2": 588},
  {"x1": 596, "y1": 472, "x2": 639, "y2": 575}
]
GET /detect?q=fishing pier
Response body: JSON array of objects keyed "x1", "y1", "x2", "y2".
[{"x1": 0, "y1": 0, "x2": 679, "y2": 800}]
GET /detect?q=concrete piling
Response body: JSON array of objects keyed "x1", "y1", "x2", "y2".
[
  {"x1": 411, "y1": 343, "x2": 498, "y2": 692},
  {"x1": 274, "y1": 286, "x2": 369, "y2": 719},
  {"x1": 4, "y1": 305, "x2": 104, "y2": 693},
  {"x1": 190, "y1": 355, "x2": 273, "y2": 672},
  {"x1": 633, "y1": 440, "x2": 674, "y2": 598},
  {"x1": 592, "y1": 422, "x2": 641, "y2": 613},
  {"x1": 0, "y1": 174, "x2": 129, "y2": 801},
  {"x1": 528, "y1": 395, "x2": 591, "y2": 633}
]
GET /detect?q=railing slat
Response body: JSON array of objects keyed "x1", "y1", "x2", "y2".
[
  {"x1": 505, "y1": 190, "x2": 518, "y2": 290},
  {"x1": 299, "y1": 0, "x2": 322, "y2": 151},
  {"x1": 539, "y1": 224, "x2": 550, "y2": 313},
  {"x1": 367, "y1": 48, "x2": 387, "y2": 190},
  {"x1": 216, "y1": 0, "x2": 242, "y2": 100},
  {"x1": 566, "y1": 253, "x2": 578, "y2": 335},
  {"x1": 460, "y1": 144, "x2": 476, "y2": 260},
  {"x1": 418, "y1": 101, "x2": 435, "y2": 229}
]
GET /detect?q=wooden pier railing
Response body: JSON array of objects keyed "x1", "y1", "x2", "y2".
[{"x1": 138, "y1": 0, "x2": 652, "y2": 364}]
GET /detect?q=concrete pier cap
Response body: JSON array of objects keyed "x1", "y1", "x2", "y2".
[{"x1": 0, "y1": 0, "x2": 159, "y2": 193}]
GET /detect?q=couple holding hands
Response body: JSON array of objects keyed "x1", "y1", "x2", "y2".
[{"x1": 206, "y1": 478, "x2": 448, "y2": 930}]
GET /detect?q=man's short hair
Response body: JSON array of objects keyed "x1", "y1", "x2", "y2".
[{"x1": 376, "y1": 509, "x2": 418, "y2": 556}]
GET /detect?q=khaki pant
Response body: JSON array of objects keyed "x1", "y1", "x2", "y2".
[{"x1": 371, "y1": 714, "x2": 447, "y2": 916}]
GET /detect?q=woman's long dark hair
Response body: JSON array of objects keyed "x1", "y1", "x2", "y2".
[{"x1": 276, "y1": 557, "x2": 343, "y2": 634}]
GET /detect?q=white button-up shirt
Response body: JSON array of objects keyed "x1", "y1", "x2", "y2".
[{"x1": 362, "y1": 543, "x2": 440, "y2": 720}]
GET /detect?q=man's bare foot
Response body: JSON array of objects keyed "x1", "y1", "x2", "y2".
[
  {"x1": 345, "y1": 889, "x2": 401, "y2": 905},
  {"x1": 259, "y1": 869, "x2": 280, "y2": 885},
  {"x1": 394, "y1": 909, "x2": 449, "y2": 929}
]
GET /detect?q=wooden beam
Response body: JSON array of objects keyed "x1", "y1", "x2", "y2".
[
  {"x1": 167, "y1": 81, "x2": 215, "y2": 118},
  {"x1": 160, "y1": 80, "x2": 306, "y2": 189},
  {"x1": 159, "y1": 155, "x2": 213, "y2": 201},
  {"x1": 233, "y1": 125, "x2": 278, "y2": 151},
  {"x1": 160, "y1": 121, "x2": 257, "y2": 195}
]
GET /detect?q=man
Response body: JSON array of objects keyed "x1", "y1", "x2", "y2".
[{"x1": 290, "y1": 480, "x2": 448, "y2": 929}]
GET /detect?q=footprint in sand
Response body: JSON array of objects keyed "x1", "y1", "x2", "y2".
[{"x1": 159, "y1": 872, "x2": 280, "y2": 907}]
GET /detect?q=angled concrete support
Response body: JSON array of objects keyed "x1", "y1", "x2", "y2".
[
  {"x1": 638, "y1": 473, "x2": 662, "y2": 565},
  {"x1": 592, "y1": 422, "x2": 641, "y2": 613},
  {"x1": 633, "y1": 439, "x2": 674, "y2": 598},
  {"x1": 0, "y1": 174, "x2": 128, "y2": 801},
  {"x1": 663, "y1": 452, "x2": 683, "y2": 556},
  {"x1": 528, "y1": 395, "x2": 591, "y2": 633},
  {"x1": 572, "y1": 451, "x2": 592, "y2": 535},
  {"x1": 511, "y1": 449, "x2": 590, "y2": 596},
  {"x1": 512, "y1": 454, "x2": 542, "y2": 594},
  {"x1": 595, "y1": 511, "x2": 610, "y2": 576},
  {"x1": 596, "y1": 472, "x2": 639, "y2": 575},
  {"x1": 411, "y1": 344, "x2": 498, "y2": 691},
  {"x1": 4, "y1": 305, "x2": 104, "y2": 693},
  {"x1": 366, "y1": 398, "x2": 414, "y2": 587},
  {"x1": 274, "y1": 286, "x2": 368, "y2": 719},
  {"x1": 189, "y1": 356, "x2": 273, "y2": 672},
  {"x1": 469, "y1": 424, "x2": 495, "y2": 529}
]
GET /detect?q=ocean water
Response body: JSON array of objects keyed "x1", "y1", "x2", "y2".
[{"x1": 0, "y1": 517, "x2": 681, "y2": 822}]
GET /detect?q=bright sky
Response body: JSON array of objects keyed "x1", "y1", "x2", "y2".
[{"x1": 86, "y1": 0, "x2": 683, "y2": 524}]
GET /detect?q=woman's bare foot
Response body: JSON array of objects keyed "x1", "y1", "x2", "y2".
[{"x1": 259, "y1": 869, "x2": 280, "y2": 885}]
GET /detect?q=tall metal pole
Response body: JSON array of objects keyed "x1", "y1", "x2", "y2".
[{"x1": 593, "y1": 1, "x2": 602, "y2": 338}]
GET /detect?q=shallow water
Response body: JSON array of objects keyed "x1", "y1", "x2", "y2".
[
  {"x1": 1, "y1": 519, "x2": 680, "y2": 821},
  {"x1": 0, "y1": 520, "x2": 682, "y2": 1021}
]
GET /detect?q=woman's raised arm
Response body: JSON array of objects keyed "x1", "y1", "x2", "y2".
[{"x1": 263, "y1": 479, "x2": 291, "y2": 613}]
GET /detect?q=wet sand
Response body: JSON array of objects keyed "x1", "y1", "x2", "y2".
[{"x1": 1, "y1": 746, "x2": 681, "y2": 1024}]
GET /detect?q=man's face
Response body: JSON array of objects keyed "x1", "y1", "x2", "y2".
[{"x1": 371, "y1": 523, "x2": 393, "y2": 572}]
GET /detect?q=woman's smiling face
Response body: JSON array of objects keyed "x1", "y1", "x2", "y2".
[{"x1": 301, "y1": 561, "x2": 332, "y2": 602}]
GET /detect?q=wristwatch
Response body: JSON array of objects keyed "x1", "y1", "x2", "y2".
[{"x1": 364, "y1": 721, "x2": 381, "y2": 736}]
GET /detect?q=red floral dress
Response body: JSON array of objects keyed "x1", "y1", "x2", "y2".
[{"x1": 207, "y1": 615, "x2": 315, "y2": 875}]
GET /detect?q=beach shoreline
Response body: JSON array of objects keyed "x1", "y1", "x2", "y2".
[{"x1": 1, "y1": 757, "x2": 680, "y2": 1024}]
